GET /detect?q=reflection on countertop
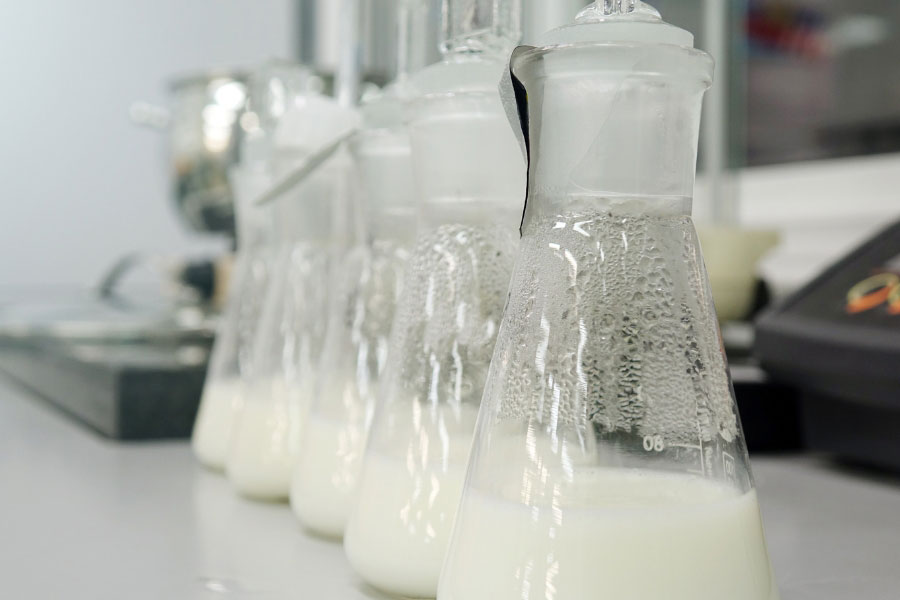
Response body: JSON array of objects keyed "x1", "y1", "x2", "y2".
[{"x1": 0, "y1": 374, "x2": 898, "y2": 599}]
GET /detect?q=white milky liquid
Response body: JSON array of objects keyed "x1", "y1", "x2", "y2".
[
  {"x1": 290, "y1": 415, "x2": 367, "y2": 539},
  {"x1": 344, "y1": 447, "x2": 470, "y2": 598},
  {"x1": 192, "y1": 378, "x2": 243, "y2": 471},
  {"x1": 226, "y1": 378, "x2": 298, "y2": 500},
  {"x1": 439, "y1": 469, "x2": 779, "y2": 600}
]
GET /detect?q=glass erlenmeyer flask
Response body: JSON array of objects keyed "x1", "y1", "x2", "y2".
[
  {"x1": 289, "y1": 90, "x2": 416, "y2": 538},
  {"x1": 343, "y1": 0, "x2": 525, "y2": 594},
  {"x1": 227, "y1": 90, "x2": 361, "y2": 500},
  {"x1": 226, "y1": 174, "x2": 333, "y2": 500},
  {"x1": 289, "y1": 0, "x2": 435, "y2": 538},
  {"x1": 438, "y1": 3, "x2": 779, "y2": 600},
  {"x1": 192, "y1": 153, "x2": 274, "y2": 471}
]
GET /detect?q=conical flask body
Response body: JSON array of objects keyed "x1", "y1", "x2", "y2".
[
  {"x1": 344, "y1": 221, "x2": 518, "y2": 596},
  {"x1": 226, "y1": 236, "x2": 330, "y2": 500},
  {"x1": 438, "y1": 200, "x2": 778, "y2": 600}
]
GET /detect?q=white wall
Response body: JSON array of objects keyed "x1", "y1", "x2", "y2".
[{"x1": 0, "y1": 0, "x2": 293, "y2": 293}]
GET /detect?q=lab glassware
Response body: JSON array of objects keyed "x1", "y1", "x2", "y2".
[
  {"x1": 438, "y1": 3, "x2": 779, "y2": 599},
  {"x1": 343, "y1": 0, "x2": 525, "y2": 594},
  {"x1": 227, "y1": 89, "x2": 361, "y2": 499},
  {"x1": 289, "y1": 0, "x2": 435, "y2": 537},
  {"x1": 193, "y1": 61, "x2": 311, "y2": 472},
  {"x1": 191, "y1": 162, "x2": 274, "y2": 471},
  {"x1": 289, "y1": 87, "x2": 417, "y2": 537}
]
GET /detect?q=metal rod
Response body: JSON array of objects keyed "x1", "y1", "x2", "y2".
[
  {"x1": 336, "y1": 0, "x2": 362, "y2": 107},
  {"x1": 702, "y1": 0, "x2": 735, "y2": 225}
]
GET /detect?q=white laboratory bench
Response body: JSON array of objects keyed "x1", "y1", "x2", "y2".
[{"x1": 1, "y1": 375, "x2": 898, "y2": 599}]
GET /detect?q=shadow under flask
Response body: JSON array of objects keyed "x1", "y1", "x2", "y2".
[
  {"x1": 343, "y1": 5, "x2": 526, "y2": 594},
  {"x1": 438, "y1": 3, "x2": 780, "y2": 600}
]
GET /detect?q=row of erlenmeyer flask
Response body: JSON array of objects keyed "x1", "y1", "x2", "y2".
[
  {"x1": 193, "y1": 1, "x2": 779, "y2": 599},
  {"x1": 191, "y1": 81, "x2": 491, "y2": 599}
]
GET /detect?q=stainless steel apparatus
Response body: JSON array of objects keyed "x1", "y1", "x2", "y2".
[
  {"x1": 132, "y1": 71, "x2": 250, "y2": 236},
  {"x1": 168, "y1": 72, "x2": 249, "y2": 235},
  {"x1": 130, "y1": 3, "x2": 440, "y2": 238}
]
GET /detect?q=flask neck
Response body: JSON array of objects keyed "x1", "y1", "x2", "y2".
[
  {"x1": 522, "y1": 194, "x2": 692, "y2": 236},
  {"x1": 270, "y1": 150, "x2": 361, "y2": 247},
  {"x1": 407, "y1": 88, "x2": 526, "y2": 232},
  {"x1": 417, "y1": 197, "x2": 522, "y2": 232},
  {"x1": 367, "y1": 207, "x2": 418, "y2": 245},
  {"x1": 352, "y1": 127, "x2": 418, "y2": 245},
  {"x1": 510, "y1": 44, "x2": 712, "y2": 217}
]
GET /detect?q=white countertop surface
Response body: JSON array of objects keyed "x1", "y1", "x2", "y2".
[{"x1": 1, "y1": 376, "x2": 899, "y2": 599}]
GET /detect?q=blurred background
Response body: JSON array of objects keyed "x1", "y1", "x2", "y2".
[
  {"x1": 0, "y1": 1, "x2": 293, "y2": 296},
  {"x1": 662, "y1": 0, "x2": 900, "y2": 297},
  {"x1": 1, "y1": 0, "x2": 899, "y2": 453},
  {"x1": 2, "y1": 0, "x2": 898, "y2": 299}
]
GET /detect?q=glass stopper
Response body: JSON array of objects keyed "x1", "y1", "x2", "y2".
[{"x1": 600, "y1": 0, "x2": 637, "y2": 15}]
